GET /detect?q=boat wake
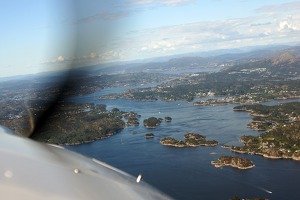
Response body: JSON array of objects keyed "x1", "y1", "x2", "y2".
[{"x1": 257, "y1": 186, "x2": 272, "y2": 194}]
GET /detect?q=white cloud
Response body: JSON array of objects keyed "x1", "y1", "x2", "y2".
[
  {"x1": 140, "y1": 39, "x2": 181, "y2": 52},
  {"x1": 57, "y1": 56, "x2": 65, "y2": 62},
  {"x1": 118, "y1": 11, "x2": 300, "y2": 60},
  {"x1": 99, "y1": 50, "x2": 124, "y2": 61},
  {"x1": 46, "y1": 1, "x2": 300, "y2": 65},
  {"x1": 48, "y1": 5, "x2": 300, "y2": 64},
  {"x1": 41, "y1": 55, "x2": 65, "y2": 65},
  {"x1": 126, "y1": 0, "x2": 195, "y2": 7},
  {"x1": 278, "y1": 17, "x2": 300, "y2": 32},
  {"x1": 89, "y1": 52, "x2": 97, "y2": 59},
  {"x1": 257, "y1": 1, "x2": 300, "y2": 13},
  {"x1": 127, "y1": 0, "x2": 153, "y2": 6},
  {"x1": 162, "y1": 0, "x2": 194, "y2": 6}
]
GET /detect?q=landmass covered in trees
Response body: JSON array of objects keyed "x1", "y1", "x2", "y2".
[
  {"x1": 101, "y1": 52, "x2": 300, "y2": 103},
  {"x1": 160, "y1": 133, "x2": 218, "y2": 147},
  {"x1": 143, "y1": 117, "x2": 163, "y2": 128},
  {"x1": 0, "y1": 101, "x2": 140, "y2": 145},
  {"x1": 225, "y1": 102, "x2": 300, "y2": 160},
  {"x1": 211, "y1": 156, "x2": 255, "y2": 169}
]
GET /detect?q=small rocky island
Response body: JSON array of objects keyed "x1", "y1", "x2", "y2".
[
  {"x1": 165, "y1": 116, "x2": 172, "y2": 122},
  {"x1": 143, "y1": 117, "x2": 163, "y2": 128},
  {"x1": 145, "y1": 133, "x2": 154, "y2": 139},
  {"x1": 211, "y1": 156, "x2": 255, "y2": 169},
  {"x1": 160, "y1": 133, "x2": 218, "y2": 147}
]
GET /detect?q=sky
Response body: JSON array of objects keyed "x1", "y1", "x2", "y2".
[{"x1": 1, "y1": 0, "x2": 300, "y2": 77}]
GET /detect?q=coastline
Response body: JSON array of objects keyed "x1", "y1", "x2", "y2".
[
  {"x1": 211, "y1": 161, "x2": 255, "y2": 170},
  {"x1": 211, "y1": 156, "x2": 255, "y2": 170},
  {"x1": 160, "y1": 133, "x2": 218, "y2": 148},
  {"x1": 160, "y1": 141, "x2": 218, "y2": 147},
  {"x1": 63, "y1": 132, "x2": 118, "y2": 146},
  {"x1": 224, "y1": 146, "x2": 300, "y2": 161}
]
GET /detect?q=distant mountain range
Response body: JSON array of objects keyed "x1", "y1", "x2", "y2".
[
  {"x1": 220, "y1": 51, "x2": 300, "y2": 78},
  {"x1": 83, "y1": 44, "x2": 300, "y2": 75},
  {"x1": 269, "y1": 52, "x2": 300, "y2": 65},
  {"x1": 2, "y1": 44, "x2": 300, "y2": 82}
]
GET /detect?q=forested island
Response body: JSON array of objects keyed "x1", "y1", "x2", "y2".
[
  {"x1": 0, "y1": 100, "x2": 140, "y2": 145},
  {"x1": 160, "y1": 133, "x2": 218, "y2": 147},
  {"x1": 33, "y1": 103, "x2": 141, "y2": 145},
  {"x1": 211, "y1": 156, "x2": 255, "y2": 169},
  {"x1": 141, "y1": 116, "x2": 171, "y2": 129},
  {"x1": 143, "y1": 117, "x2": 163, "y2": 128},
  {"x1": 225, "y1": 102, "x2": 300, "y2": 160}
]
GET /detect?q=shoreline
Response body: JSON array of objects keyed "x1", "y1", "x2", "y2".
[
  {"x1": 62, "y1": 132, "x2": 118, "y2": 146},
  {"x1": 211, "y1": 161, "x2": 255, "y2": 170},
  {"x1": 160, "y1": 134, "x2": 218, "y2": 148},
  {"x1": 160, "y1": 142, "x2": 218, "y2": 147},
  {"x1": 225, "y1": 147, "x2": 300, "y2": 161},
  {"x1": 211, "y1": 156, "x2": 255, "y2": 170}
]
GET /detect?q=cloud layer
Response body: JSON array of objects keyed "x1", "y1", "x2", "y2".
[
  {"x1": 68, "y1": 1, "x2": 300, "y2": 65},
  {"x1": 257, "y1": 1, "x2": 300, "y2": 13},
  {"x1": 76, "y1": 0, "x2": 195, "y2": 24},
  {"x1": 126, "y1": 0, "x2": 195, "y2": 7}
]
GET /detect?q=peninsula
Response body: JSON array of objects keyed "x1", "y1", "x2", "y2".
[
  {"x1": 0, "y1": 101, "x2": 141, "y2": 145},
  {"x1": 226, "y1": 102, "x2": 300, "y2": 160}
]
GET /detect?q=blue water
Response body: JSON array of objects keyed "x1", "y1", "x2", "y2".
[{"x1": 66, "y1": 87, "x2": 300, "y2": 200}]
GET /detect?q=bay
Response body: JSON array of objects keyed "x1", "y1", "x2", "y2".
[{"x1": 66, "y1": 86, "x2": 300, "y2": 200}]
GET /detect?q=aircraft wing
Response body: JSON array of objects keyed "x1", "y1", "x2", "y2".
[{"x1": 0, "y1": 126, "x2": 172, "y2": 200}]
